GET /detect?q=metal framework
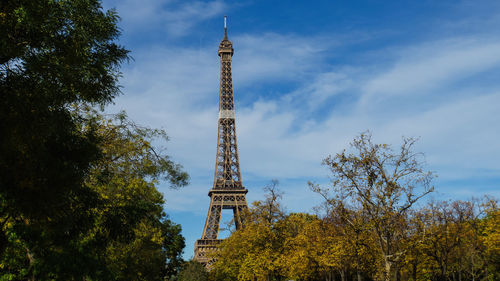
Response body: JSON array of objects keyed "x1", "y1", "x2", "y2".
[{"x1": 194, "y1": 17, "x2": 248, "y2": 264}]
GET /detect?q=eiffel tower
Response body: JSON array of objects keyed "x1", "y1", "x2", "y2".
[{"x1": 194, "y1": 16, "x2": 249, "y2": 264}]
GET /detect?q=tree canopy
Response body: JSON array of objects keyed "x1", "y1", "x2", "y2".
[
  {"x1": 1, "y1": 1, "x2": 188, "y2": 279},
  {"x1": 311, "y1": 133, "x2": 434, "y2": 281},
  {"x1": 209, "y1": 135, "x2": 499, "y2": 281},
  {"x1": 1, "y1": 0, "x2": 128, "y2": 247}
]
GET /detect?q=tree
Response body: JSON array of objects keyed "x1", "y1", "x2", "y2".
[
  {"x1": 322, "y1": 201, "x2": 379, "y2": 281},
  {"x1": 1, "y1": 0, "x2": 129, "y2": 277},
  {"x1": 418, "y1": 201, "x2": 473, "y2": 281},
  {"x1": 415, "y1": 199, "x2": 497, "y2": 281},
  {"x1": 311, "y1": 132, "x2": 434, "y2": 281},
  {"x1": 250, "y1": 180, "x2": 286, "y2": 226},
  {"x1": 178, "y1": 260, "x2": 208, "y2": 281},
  {"x1": 1, "y1": 1, "x2": 189, "y2": 279},
  {"x1": 278, "y1": 213, "x2": 325, "y2": 281},
  {"x1": 0, "y1": 109, "x2": 188, "y2": 280},
  {"x1": 400, "y1": 209, "x2": 430, "y2": 281},
  {"x1": 211, "y1": 182, "x2": 288, "y2": 281},
  {"x1": 82, "y1": 110, "x2": 187, "y2": 280},
  {"x1": 482, "y1": 203, "x2": 500, "y2": 281},
  {"x1": 0, "y1": 0, "x2": 129, "y2": 215},
  {"x1": 313, "y1": 219, "x2": 351, "y2": 281}
]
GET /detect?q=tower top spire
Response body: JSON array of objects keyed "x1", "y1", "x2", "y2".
[
  {"x1": 224, "y1": 15, "x2": 227, "y2": 39},
  {"x1": 218, "y1": 16, "x2": 233, "y2": 56}
]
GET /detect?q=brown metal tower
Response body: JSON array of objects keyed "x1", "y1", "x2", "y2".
[{"x1": 194, "y1": 17, "x2": 248, "y2": 264}]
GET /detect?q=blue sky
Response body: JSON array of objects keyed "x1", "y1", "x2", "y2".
[{"x1": 101, "y1": 0, "x2": 500, "y2": 259}]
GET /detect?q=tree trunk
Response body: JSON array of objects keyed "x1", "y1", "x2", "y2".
[
  {"x1": 340, "y1": 269, "x2": 346, "y2": 281},
  {"x1": 384, "y1": 259, "x2": 392, "y2": 281},
  {"x1": 395, "y1": 267, "x2": 401, "y2": 281},
  {"x1": 355, "y1": 244, "x2": 362, "y2": 281},
  {"x1": 357, "y1": 269, "x2": 362, "y2": 281},
  {"x1": 443, "y1": 261, "x2": 448, "y2": 281},
  {"x1": 412, "y1": 261, "x2": 418, "y2": 281},
  {"x1": 328, "y1": 270, "x2": 334, "y2": 281},
  {"x1": 26, "y1": 247, "x2": 36, "y2": 281}
]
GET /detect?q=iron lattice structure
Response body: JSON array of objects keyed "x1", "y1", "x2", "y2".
[{"x1": 194, "y1": 18, "x2": 248, "y2": 264}]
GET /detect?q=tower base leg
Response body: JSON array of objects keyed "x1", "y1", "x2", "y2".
[{"x1": 194, "y1": 239, "x2": 223, "y2": 267}]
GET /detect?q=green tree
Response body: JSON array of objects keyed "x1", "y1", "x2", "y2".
[
  {"x1": 277, "y1": 213, "x2": 324, "y2": 281},
  {"x1": 416, "y1": 199, "x2": 495, "y2": 281},
  {"x1": 211, "y1": 183, "x2": 287, "y2": 281},
  {"x1": 311, "y1": 133, "x2": 434, "y2": 281},
  {"x1": 482, "y1": 203, "x2": 500, "y2": 281},
  {"x1": 323, "y1": 202, "x2": 379, "y2": 281},
  {"x1": 82, "y1": 110, "x2": 187, "y2": 280},
  {"x1": 0, "y1": 1, "x2": 189, "y2": 279},
  {"x1": 1, "y1": 0, "x2": 128, "y2": 278},
  {"x1": 178, "y1": 260, "x2": 208, "y2": 281},
  {"x1": 1, "y1": 109, "x2": 188, "y2": 280},
  {"x1": 400, "y1": 209, "x2": 429, "y2": 281}
]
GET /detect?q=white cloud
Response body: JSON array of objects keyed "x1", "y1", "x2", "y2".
[
  {"x1": 162, "y1": 1, "x2": 226, "y2": 36},
  {"x1": 233, "y1": 33, "x2": 334, "y2": 86},
  {"x1": 380, "y1": 92, "x2": 500, "y2": 170},
  {"x1": 361, "y1": 39, "x2": 500, "y2": 105},
  {"x1": 285, "y1": 69, "x2": 356, "y2": 110},
  {"x1": 109, "y1": 27, "x2": 500, "y2": 218},
  {"x1": 108, "y1": 32, "x2": 338, "y2": 175},
  {"x1": 234, "y1": 36, "x2": 500, "y2": 190},
  {"x1": 104, "y1": 0, "x2": 226, "y2": 36}
]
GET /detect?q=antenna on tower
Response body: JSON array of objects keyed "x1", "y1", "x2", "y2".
[{"x1": 224, "y1": 15, "x2": 228, "y2": 39}]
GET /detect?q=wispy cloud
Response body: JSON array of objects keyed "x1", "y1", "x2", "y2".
[
  {"x1": 232, "y1": 33, "x2": 333, "y2": 86},
  {"x1": 104, "y1": 0, "x2": 226, "y2": 36},
  {"x1": 361, "y1": 39, "x2": 500, "y2": 106},
  {"x1": 108, "y1": 17, "x2": 500, "y2": 218},
  {"x1": 284, "y1": 69, "x2": 356, "y2": 110},
  {"x1": 162, "y1": 1, "x2": 226, "y2": 36}
]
